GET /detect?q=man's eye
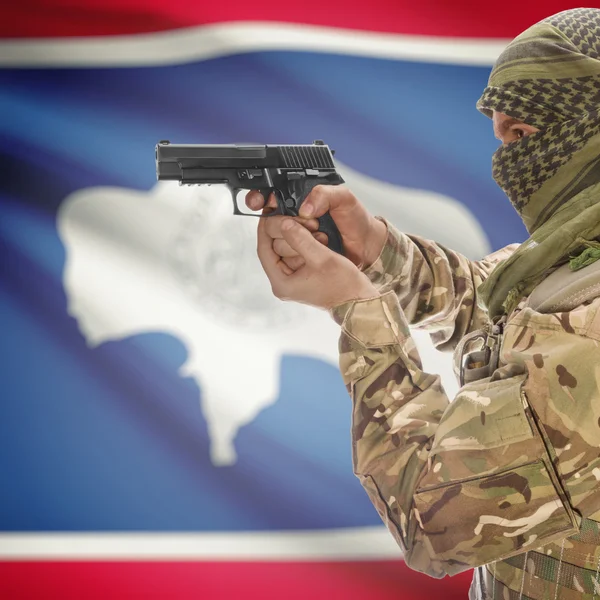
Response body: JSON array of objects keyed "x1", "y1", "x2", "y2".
[{"x1": 513, "y1": 128, "x2": 525, "y2": 139}]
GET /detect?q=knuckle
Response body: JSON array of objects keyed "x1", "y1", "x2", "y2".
[
  {"x1": 332, "y1": 184, "x2": 355, "y2": 207},
  {"x1": 343, "y1": 186, "x2": 359, "y2": 207}
]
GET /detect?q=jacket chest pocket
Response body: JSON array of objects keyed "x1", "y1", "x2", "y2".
[{"x1": 430, "y1": 374, "x2": 532, "y2": 458}]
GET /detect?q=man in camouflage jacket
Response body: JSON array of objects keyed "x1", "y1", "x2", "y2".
[{"x1": 248, "y1": 8, "x2": 600, "y2": 599}]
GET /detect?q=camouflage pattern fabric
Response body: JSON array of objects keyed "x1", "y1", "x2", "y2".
[
  {"x1": 481, "y1": 520, "x2": 600, "y2": 599},
  {"x1": 475, "y1": 8, "x2": 600, "y2": 319},
  {"x1": 330, "y1": 220, "x2": 600, "y2": 598}
]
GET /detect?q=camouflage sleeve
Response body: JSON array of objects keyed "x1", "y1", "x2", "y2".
[
  {"x1": 363, "y1": 219, "x2": 519, "y2": 350},
  {"x1": 331, "y1": 292, "x2": 590, "y2": 578}
]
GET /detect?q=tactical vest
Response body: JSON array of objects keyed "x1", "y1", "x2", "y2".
[
  {"x1": 455, "y1": 260, "x2": 600, "y2": 600},
  {"x1": 471, "y1": 518, "x2": 600, "y2": 599}
]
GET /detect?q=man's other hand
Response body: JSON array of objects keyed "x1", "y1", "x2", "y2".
[
  {"x1": 246, "y1": 185, "x2": 387, "y2": 271},
  {"x1": 257, "y1": 217, "x2": 379, "y2": 310}
]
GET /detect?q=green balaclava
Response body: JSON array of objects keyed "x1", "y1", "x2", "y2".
[{"x1": 475, "y1": 8, "x2": 600, "y2": 319}]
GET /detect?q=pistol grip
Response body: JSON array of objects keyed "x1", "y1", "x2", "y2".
[
  {"x1": 316, "y1": 212, "x2": 343, "y2": 255},
  {"x1": 288, "y1": 178, "x2": 345, "y2": 255}
]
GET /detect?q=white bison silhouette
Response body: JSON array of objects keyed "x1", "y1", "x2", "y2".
[{"x1": 57, "y1": 162, "x2": 490, "y2": 466}]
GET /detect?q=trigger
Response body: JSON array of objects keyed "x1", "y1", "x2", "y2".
[{"x1": 260, "y1": 189, "x2": 273, "y2": 204}]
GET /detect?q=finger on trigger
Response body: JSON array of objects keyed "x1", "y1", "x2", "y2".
[
  {"x1": 267, "y1": 192, "x2": 278, "y2": 209},
  {"x1": 245, "y1": 190, "x2": 264, "y2": 211}
]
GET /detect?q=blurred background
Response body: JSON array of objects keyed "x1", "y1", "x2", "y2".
[{"x1": 1, "y1": 1, "x2": 596, "y2": 598}]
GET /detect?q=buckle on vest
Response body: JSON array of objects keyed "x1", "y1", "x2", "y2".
[{"x1": 457, "y1": 318, "x2": 505, "y2": 387}]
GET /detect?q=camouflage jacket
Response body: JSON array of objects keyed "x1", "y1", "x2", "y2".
[{"x1": 331, "y1": 220, "x2": 600, "y2": 579}]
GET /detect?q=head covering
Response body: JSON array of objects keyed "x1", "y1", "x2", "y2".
[{"x1": 475, "y1": 8, "x2": 600, "y2": 319}]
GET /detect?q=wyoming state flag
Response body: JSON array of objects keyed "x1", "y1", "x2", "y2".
[{"x1": 0, "y1": 1, "x2": 586, "y2": 598}]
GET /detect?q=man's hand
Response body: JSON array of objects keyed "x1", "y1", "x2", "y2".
[
  {"x1": 258, "y1": 216, "x2": 379, "y2": 310},
  {"x1": 246, "y1": 185, "x2": 387, "y2": 271}
]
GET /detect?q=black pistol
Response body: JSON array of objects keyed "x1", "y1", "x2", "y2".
[{"x1": 155, "y1": 140, "x2": 345, "y2": 254}]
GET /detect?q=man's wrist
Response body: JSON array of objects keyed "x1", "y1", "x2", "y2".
[{"x1": 361, "y1": 217, "x2": 388, "y2": 270}]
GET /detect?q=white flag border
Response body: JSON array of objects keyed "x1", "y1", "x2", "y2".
[
  {"x1": 0, "y1": 21, "x2": 508, "y2": 67},
  {"x1": 0, "y1": 528, "x2": 402, "y2": 560}
]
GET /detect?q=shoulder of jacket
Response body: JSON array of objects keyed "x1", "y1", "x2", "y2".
[{"x1": 528, "y1": 260, "x2": 600, "y2": 313}]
